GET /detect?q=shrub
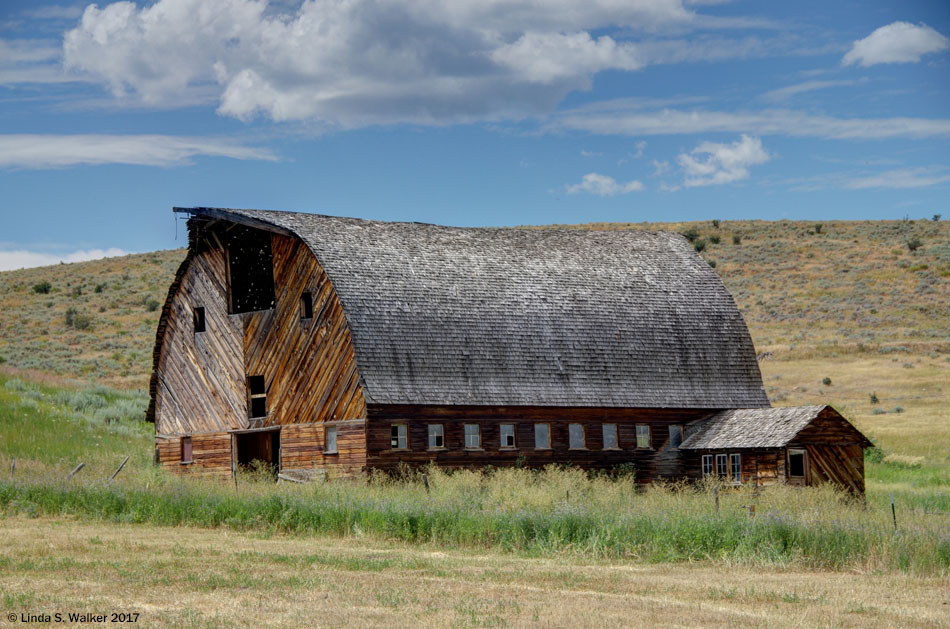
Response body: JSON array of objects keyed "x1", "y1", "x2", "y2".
[
  {"x1": 681, "y1": 227, "x2": 700, "y2": 242},
  {"x1": 711, "y1": 219, "x2": 720, "y2": 229},
  {"x1": 707, "y1": 259, "x2": 717, "y2": 268},
  {"x1": 708, "y1": 234, "x2": 721, "y2": 244},
  {"x1": 891, "y1": 406, "x2": 905, "y2": 414},
  {"x1": 64, "y1": 307, "x2": 77, "y2": 327},
  {"x1": 933, "y1": 214, "x2": 942, "y2": 222},
  {"x1": 814, "y1": 223, "x2": 823, "y2": 234},
  {"x1": 0, "y1": 355, "x2": 5, "y2": 365},
  {"x1": 94, "y1": 283, "x2": 105, "y2": 294},
  {"x1": 145, "y1": 300, "x2": 160, "y2": 312},
  {"x1": 71, "y1": 286, "x2": 83, "y2": 297},
  {"x1": 872, "y1": 408, "x2": 886, "y2": 415},
  {"x1": 65, "y1": 308, "x2": 93, "y2": 330},
  {"x1": 693, "y1": 239, "x2": 707, "y2": 253},
  {"x1": 32, "y1": 281, "x2": 51, "y2": 294},
  {"x1": 822, "y1": 377, "x2": 832, "y2": 386},
  {"x1": 907, "y1": 238, "x2": 922, "y2": 252},
  {"x1": 864, "y1": 445, "x2": 885, "y2": 463},
  {"x1": 869, "y1": 392, "x2": 879, "y2": 405},
  {"x1": 732, "y1": 235, "x2": 742, "y2": 245}
]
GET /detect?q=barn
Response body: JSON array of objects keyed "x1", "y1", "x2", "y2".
[{"x1": 149, "y1": 207, "x2": 871, "y2": 491}]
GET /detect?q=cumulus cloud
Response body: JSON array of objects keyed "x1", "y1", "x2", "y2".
[
  {"x1": 554, "y1": 103, "x2": 950, "y2": 139},
  {"x1": 676, "y1": 134, "x2": 769, "y2": 187},
  {"x1": 0, "y1": 134, "x2": 277, "y2": 169},
  {"x1": 0, "y1": 248, "x2": 128, "y2": 272},
  {"x1": 843, "y1": 22, "x2": 949, "y2": 67},
  {"x1": 566, "y1": 172, "x2": 645, "y2": 196},
  {"x1": 59, "y1": 0, "x2": 762, "y2": 126}
]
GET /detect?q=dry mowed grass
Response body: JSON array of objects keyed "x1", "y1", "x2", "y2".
[{"x1": 2, "y1": 517, "x2": 948, "y2": 629}]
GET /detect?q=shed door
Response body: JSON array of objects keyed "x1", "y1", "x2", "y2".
[{"x1": 787, "y1": 448, "x2": 807, "y2": 486}]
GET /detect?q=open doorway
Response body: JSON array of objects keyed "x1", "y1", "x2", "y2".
[{"x1": 235, "y1": 429, "x2": 280, "y2": 478}]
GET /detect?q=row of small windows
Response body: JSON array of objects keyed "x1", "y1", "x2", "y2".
[
  {"x1": 702, "y1": 453, "x2": 741, "y2": 483},
  {"x1": 391, "y1": 423, "x2": 682, "y2": 451}
]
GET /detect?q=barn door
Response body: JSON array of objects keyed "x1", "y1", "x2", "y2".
[
  {"x1": 787, "y1": 448, "x2": 807, "y2": 486},
  {"x1": 235, "y1": 429, "x2": 281, "y2": 478}
]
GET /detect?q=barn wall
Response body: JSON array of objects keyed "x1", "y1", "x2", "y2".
[
  {"x1": 152, "y1": 241, "x2": 247, "y2": 435},
  {"x1": 789, "y1": 408, "x2": 868, "y2": 493},
  {"x1": 281, "y1": 419, "x2": 367, "y2": 478},
  {"x1": 156, "y1": 432, "x2": 233, "y2": 479},
  {"x1": 241, "y1": 234, "x2": 366, "y2": 426},
  {"x1": 365, "y1": 405, "x2": 711, "y2": 480},
  {"x1": 682, "y1": 449, "x2": 784, "y2": 485}
]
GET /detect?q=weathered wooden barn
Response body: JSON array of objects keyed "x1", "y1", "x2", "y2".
[{"x1": 149, "y1": 207, "x2": 871, "y2": 491}]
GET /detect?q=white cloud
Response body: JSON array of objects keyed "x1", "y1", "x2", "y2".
[
  {"x1": 676, "y1": 134, "x2": 769, "y2": 187},
  {"x1": 554, "y1": 103, "x2": 950, "y2": 139},
  {"x1": 59, "y1": 0, "x2": 770, "y2": 126},
  {"x1": 0, "y1": 134, "x2": 278, "y2": 169},
  {"x1": 845, "y1": 167, "x2": 950, "y2": 189},
  {"x1": 566, "y1": 172, "x2": 645, "y2": 196},
  {"x1": 843, "y1": 22, "x2": 949, "y2": 67},
  {"x1": 580, "y1": 149, "x2": 603, "y2": 157},
  {"x1": 761, "y1": 79, "x2": 861, "y2": 102},
  {"x1": 633, "y1": 140, "x2": 647, "y2": 158},
  {"x1": 652, "y1": 159, "x2": 670, "y2": 176},
  {"x1": 0, "y1": 248, "x2": 128, "y2": 272}
]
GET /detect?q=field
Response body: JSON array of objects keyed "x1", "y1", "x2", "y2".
[{"x1": 1, "y1": 218, "x2": 949, "y2": 626}]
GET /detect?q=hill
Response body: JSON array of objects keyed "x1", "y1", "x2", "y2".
[{"x1": 1, "y1": 218, "x2": 948, "y2": 464}]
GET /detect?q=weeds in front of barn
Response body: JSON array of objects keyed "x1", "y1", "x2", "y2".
[{"x1": 1, "y1": 374, "x2": 948, "y2": 577}]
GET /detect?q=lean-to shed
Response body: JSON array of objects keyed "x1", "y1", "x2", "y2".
[{"x1": 149, "y1": 207, "x2": 870, "y2": 490}]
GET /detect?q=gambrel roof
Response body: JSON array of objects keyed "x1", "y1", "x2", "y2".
[
  {"x1": 174, "y1": 207, "x2": 770, "y2": 409},
  {"x1": 680, "y1": 405, "x2": 873, "y2": 449}
]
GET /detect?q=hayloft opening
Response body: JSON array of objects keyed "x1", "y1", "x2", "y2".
[
  {"x1": 235, "y1": 429, "x2": 280, "y2": 477},
  {"x1": 226, "y1": 226, "x2": 275, "y2": 314},
  {"x1": 300, "y1": 292, "x2": 313, "y2": 320},
  {"x1": 193, "y1": 307, "x2": 205, "y2": 334},
  {"x1": 248, "y1": 375, "x2": 267, "y2": 418}
]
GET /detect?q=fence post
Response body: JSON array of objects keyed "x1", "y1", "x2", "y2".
[
  {"x1": 422, "y1": 473, "x2": 430, "y2": 494},
  {"x1": 110, "y1": 455, "x2": 130, "y2": 481},
  {"x1": 9, "y1": 459, "x2": 14, "y2": 478},
  {"x1": 66, "y1": 462, "x2": 85, "y2": 480},
  {"x1": 890, "y1": 493, "x2": 897, "y2": 530},
  {"x1": 713, "y1": 484, "x2": 719, "y2": 515}
]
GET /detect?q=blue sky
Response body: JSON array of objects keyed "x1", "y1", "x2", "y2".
[{"x1": 1, "y1": 0, "x2": 948, "y2": 269}]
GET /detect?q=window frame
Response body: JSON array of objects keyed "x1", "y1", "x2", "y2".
[
  {"x1": 701, "y1": 454, "x2": 713, "y2": 476},
  {"x1": 716, "y1": 453, "x2": 728, "y2": 478},
  {"x1": 248, "y1": 375, "x2": 267, "y2": 418},
  {"x1": 568, "y1": 423, "x2": 585, "y2": 450},
  {"x1": 390, "y1": 424, "x2": 408, "y2": 450},
  {"x1": 325, "y1": 426, "x2": 338, "y2": 455},
  {"x1": 499, "y1": 423, "x2": 516, "y2": 449},
  {"x1": 181, "y1": 435, "x2": 193, "y2": 464},
  {"x1": 635, "y1": 424, "x2": 651, "y2": 449},
  {"x1": 668, "y1": 424, "x2": 683, "y2": 450},
  {"x1": 300, "y1": 291, "x2": 314, "y2": 320},
  {"x1": 193, "y1": 306, "x2": 206, "y2": 334},
  {"x1": 427, "y1": 424, "x2": 445, "y2": 450},
  {"x1": 602, "y1": 423, "x2": 619, "y2": 450},
  {"x1": 730, "y1": 453, "x2": 741, "y2": 483},
  {"x1": 464, "y1": 424, "x2": 481, "y2": 450},
  {"x1": 788, "y1": 448, "x2": 806, "y2": 478},
  {"x1": 534, "y1": 423, "x2": 551, "y2": 450}
]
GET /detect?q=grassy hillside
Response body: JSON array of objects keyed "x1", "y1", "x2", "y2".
[{"x1": 1, "y1": 218, "x2": 948, "y2": 466}]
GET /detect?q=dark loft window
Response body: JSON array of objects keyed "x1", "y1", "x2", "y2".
[
  {"x1": 300, "y1": 292, "x2": 313, "y2": 320},
  {"x1": 193, "y1": 307, "x2": 206, "y2": 333},
  {"x1": 227, "y1": 226, "x2": 276, "y2": 314},
  {"x1": 181, "y1": 435, "x2": 193, "y2": 463},
  {"x1": 788, "y1": 449, "x2": 806, "y2": 477},
  {"x1": 249, "y1": 375, "x2": 267, "y2": 418}
]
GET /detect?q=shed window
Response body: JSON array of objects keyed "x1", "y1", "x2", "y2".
[
  {"x1": 668, "y1": 425, "x2": 683, "y2": 449},
  {"x1": 464, "y1": 424, "x2": 481, "y2": 449},
  {"x1": 534, "y1": 424, "x2": 550, "y2": 449},
  {"x1": 636, "y1": 425, "x2": 651, "y2": 449},
  {"x1": 391, "y1": 424, "x2": 407, "y2": 449},
  {"x1": 730, "y1": 453, "x2": 741, "y2": 483},
  {"x1": 568, "y1": 423, "x2": 585, "y2": 449},
  {"x1": 716, "y1": 454, "x2": 728, "y2": 477},
  {"x1": 248, "y1": 375, "x2": 266, "y2": 418},
  {"x1": 193, "y1": 307, "x2": 205, "y2": 334},
  {"x1": 701, "y1": 454, "x2": 713, "y2": 476},
  {"x1": 602, "y1": 424, "x2": 619, "y2": 449},
  {"x1": 427, "y1": 424, "x2": 444, "y2": 449},
  {"x1": 181, "y1": 436, "x2": 193, "y2": 463},
  {"x1": 325, "y1": 426, "x2": 338, "y2": 454},
  {"x1": 788, "y1": 449, "x2": 806, "y2": 477},
  {"x1": 300, "y1": 292, "x2": 313, "y2": 320},
  {"x1": 500, "y1": 424, "x2": 516, "y2": 448},
  {"x1": 227, "y1": 226, "x2": 276, "y2": 314}
]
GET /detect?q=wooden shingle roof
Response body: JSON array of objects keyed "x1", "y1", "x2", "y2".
[
  {"x1": 177, "y1": 207, "x2": 770, "y2": 408},
  {"x1": 680, "y1": 406, "x2": 871, "y2": 449}
]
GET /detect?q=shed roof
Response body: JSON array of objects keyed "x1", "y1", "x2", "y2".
[
  {"x1": 176, "y1": 207, "x2": 769, "y2": 408},
  {"x1": 680, "y1": 406, "x2": 870, "y2": 449}
]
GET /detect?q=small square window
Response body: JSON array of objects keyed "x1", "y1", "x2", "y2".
[
  {"x1": 391, "y1": 424, "x2": 407, "y2": 449},
  {"x1": 636, "y1": 425, "x2": 651, "y2": 449},
  {"x1": 568, "y1": 423, "x2": 585, "y2": 449},
  {"x1": 668, "y1": 425, "x2": 683, "y2": 449},
  {"x1": 193, "y1": 307, "x2": 205, "y2": 334},
  {"x1": 602, "y1": 424, "x2": 618, "y2": 449},
  {"x1": 534, "y1": 424, "x2": 550, "y2": 449},
  {"x1": 325, "y1": 426, "x2": 338, "y2": 454},
  {"x1": 427, "y1": 424, "x2": 444, "y2": 449},
  {"x1": 464, "y1": 424, "x2": 481, "y2": 449},
  {"x1": 181, "y1": 435, "x2": 193, "y2": 463},
  {"x1": 500, "y1": 424, "x2": 516, "y2": 448},
  {"x1": 249, "y1": 375, "x2": 266, "y2": 396},
  {"x1": 250, "y1": 396, "x2": 267, "y2": 418},
  {"x1": 300, "y1": 292, "x2": 313, "y2": 320},
  {"x1": 716, "y1": 454, "x2": 728, "y2": 477},
  {"x1": 702, "y1": 454, "x2": 713, "y2": 476}
]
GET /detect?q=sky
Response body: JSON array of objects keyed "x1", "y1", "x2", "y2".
[{"x1": 0, "y1": 0, "x2": 948, "y2": 270}]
